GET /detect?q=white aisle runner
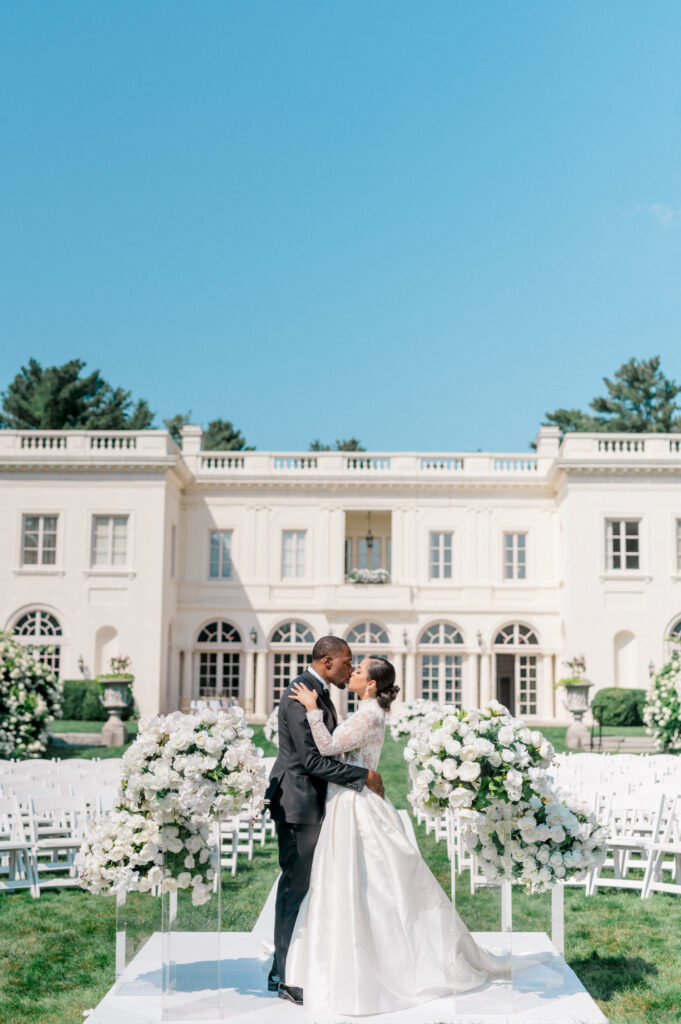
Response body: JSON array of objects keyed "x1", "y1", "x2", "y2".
[{"x1": 88, "y1": 811, "x2": 607, "y2": 1024}]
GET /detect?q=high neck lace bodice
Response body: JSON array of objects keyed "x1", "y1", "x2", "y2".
[{"x1": 306, "y1": 697, "x2": 385, "y2": 771}]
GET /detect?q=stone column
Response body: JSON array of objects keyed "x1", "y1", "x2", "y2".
[
  {"x1": 393, "y1": 651, "x2": 404, "y2": 705},
  {"x1": 405, "y1": 652, "x2": 418, "y2": 701},
  {"x1": 541, "y1": 653, "x2": 554, "y2": 720},
  {"x1": 254, "y1": 650, "x2": 268, "y2": 720},
  {"x1": 180, "y1": 650, "x2": 192, "y2": 707},
  {"x1": 244, "y1": 649, "x2": 255, "y2": 715},
  {"x1": 480, "y1": 652, "x2": 493, "y2": 705}
]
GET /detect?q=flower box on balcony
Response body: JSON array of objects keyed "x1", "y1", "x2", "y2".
[{"x1": 346, "y1": 568, "x2": 390, "y2": 585}]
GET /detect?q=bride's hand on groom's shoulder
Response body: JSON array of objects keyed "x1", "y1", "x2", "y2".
[{"x1": 289, "y1": 682, "x2": 319, "y2": 712}]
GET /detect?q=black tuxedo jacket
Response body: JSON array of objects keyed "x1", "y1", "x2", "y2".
[{"x1": 265, "y1": 669, "x2": 368, "y2": 825}]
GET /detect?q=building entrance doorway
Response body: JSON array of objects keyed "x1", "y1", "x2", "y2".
[{"x1": 496, "y1": 653, "x2": 515, "y2": 715}]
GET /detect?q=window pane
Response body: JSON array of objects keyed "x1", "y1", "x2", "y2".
[
  {"x1": 92, "y1": 518, "x2": 110, "y2": 565},
  {"x1": 209, "y1": 531, "x2": 220, "y2": 578},
  {"x1": 282, "y1": 532, "x2": 294, "y2": 577},
  {"x1": 221, "y1": 531, "x2": 232, "y2": 578},
  {"x1": 112, "y1": 517, "x2": 127, "y2": 565}
]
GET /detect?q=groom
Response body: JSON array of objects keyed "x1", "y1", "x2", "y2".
[{"x1": 265, "y1": 635, "x2": 385, "y2": 1005}]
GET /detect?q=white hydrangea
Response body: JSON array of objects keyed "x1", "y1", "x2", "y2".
[
  {"x1": 390, "y1": 698, "x2": 445, "y2": 741},
  {"x1": 264, "y1": 705, "x2": 279, "y2": 747},
  {"x1": 644, "y1": 645, "x2": 681, "y2": 751},
  {"x1": 0, "y1": 631, "x2": 64, "y2": 760}
]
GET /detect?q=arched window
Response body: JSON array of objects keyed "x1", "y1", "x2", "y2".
[
  {"x1": 346, "y1": 622, "x2": 389, "y2": 645},
  {"x1": 271, "y1": 621, "x2": 315, "y2": 645},
  {"x1": 195, "y1": 620, "x2": 242, "y2": 699},
  {"x1": 345, "y1": 622, "x2": 390, "y2": 712},
  {"x1": 418, "y1": 622, "x2": 463, "y2": 704},
  {"x1": 270, "y1": 621, "x2": 315, "y2": 706},
  {"x1": 420, "y1": 622, "x2": 464, "y2": 646},
  {"x1": 494, "y1": 623, "x2": 538, "y2": 646},
  {"x1": 197, "y1": 621, "x2": 241, "y2": 644},
  {"x1": 12, "y1": 609, "x2": 62, "y2": 675},
  {"x1": 664, "y1": 617, "x2": 681, "y2": 658}
]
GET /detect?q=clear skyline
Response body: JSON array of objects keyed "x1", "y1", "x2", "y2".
[{"x1": 2, "y1": 2, "x2": 681, "y2": 452}]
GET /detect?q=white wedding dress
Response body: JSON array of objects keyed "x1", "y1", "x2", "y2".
[{"x1": 285, "y1": 697, "x2": 506, "y2": 1016}]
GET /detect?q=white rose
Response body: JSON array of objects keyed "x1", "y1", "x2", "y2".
[
  {"x1": 501, "y1": 748, "x2": 515, "y2": 763},
  {"x1": 449, "y1": 787, "x2": 474, "y2": 809},
  {"x1": 488, "y1": 751, "x2": 502, "y2": 768},
  {"x1": 441, "y1": 759, "x2": 459, "y2": 781},
  {"x1": 498, "y1": 726, "x2": 515, "y2": 745},
  {"x1": 473, "y1": 737, "x2": 495, "y2": 757},
  {"x1": 550, "y1": 826, "x2": 566, "y2": 844},
  {"x1": 458, "y1": 761, "x2": 481, "y2": 782}
]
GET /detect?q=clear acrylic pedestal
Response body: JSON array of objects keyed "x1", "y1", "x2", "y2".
[
  {"x1": 449, "y1": 810, "x2": 514, "y2": 1018},
  {"x1": 510, "y1": 881, "x2": 568, "y2": 1005},
  {"x1": 160, "y1": 821, "x2": 222, "y2": 1022},
  {"x1": 115, "y1": 889, "x2": 163, "y2": 997}
]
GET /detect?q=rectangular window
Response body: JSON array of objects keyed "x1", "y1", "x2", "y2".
[
  {"x1": 359, "y1": 538, "x2": 380, "y2": 571},
  {"x1": 92, "y1": 515, "x2": 128, "y2": 568},
  {"x1": 22, "y1": 515, "x2": 58, "y2": 566},
  {"x1": 282, "y1": 531, "x2": 306, "y2": 579},
  {"x1": 429, "y1": 532, "x2": 453, "y2": 579},
  {"x1": 198, "y1": 651, "x2": 240, "y2": 698},
  {"x1": 272, "y1": 652, "x2": 308, "y2": 705},
  {"x1": 209, "y1": 530, "x2": 232, "y2": 579},
  {"x1": 517, "y1": 655, "x2": 537, "y2": 716},
  {"x1": 503, "y1": 532, "x2": 527, "y2": 580},
  {"x1": 420, "y1": 653, "x2": 463, "y2": 704},
  {"x1": 605, "y1": 519, "x2": 639, "y2": 571}
]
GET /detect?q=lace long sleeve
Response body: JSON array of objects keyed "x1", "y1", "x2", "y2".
[{"x1": 306, "y1": 704, "x2": 383, "y2": 756}]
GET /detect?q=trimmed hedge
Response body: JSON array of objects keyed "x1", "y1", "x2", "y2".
[
  {"x1": 591, "y1": 687, "x2": 646, "y2": 727},
  {"x1": 59, "y1": 679, "x2": 134, "y2": 722}
]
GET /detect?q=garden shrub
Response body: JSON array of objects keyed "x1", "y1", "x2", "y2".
[{"x1": 591, "y1": 687, "x2": 646, "y2": 726}]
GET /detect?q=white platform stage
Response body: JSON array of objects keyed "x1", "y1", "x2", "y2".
[{"x1": 87, "y1": 812, "x2": 607, "y2": 1024}]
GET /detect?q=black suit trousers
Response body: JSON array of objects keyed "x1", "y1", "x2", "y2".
[{"x1": 273, "y1": 820, "x2": 322, "y2": 983}]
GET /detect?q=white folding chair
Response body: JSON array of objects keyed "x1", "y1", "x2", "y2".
[
  {"x1": 0, "y1": 797, "x2": 38, "y2": 897},
  {"x1": 588, "y1": 790, "x2": 664, "y2": 895},
  {"x1": 642, "y1": 795, "x2": 681, "y2": 898},
  {"x1": 29, "y1": 795, "x2": 88, "y2": 894}
]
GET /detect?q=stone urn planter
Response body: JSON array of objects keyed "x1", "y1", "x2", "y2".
[
  {"x1": 98, "y1": 675, "x2": 133, "y2": 747},
  {"x1": 561, "y1": 680, "x2": 593, "y2": 750}
]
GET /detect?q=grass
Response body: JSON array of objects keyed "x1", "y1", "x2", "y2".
[
  {"x1": 1, "y1": 728, "x2": 679, "y2": 1023},
  {"x1": 50, "y1": 720, "x2": 139, "y2": 735}
]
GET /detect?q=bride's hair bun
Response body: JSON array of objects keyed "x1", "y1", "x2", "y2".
[{"x1": 366, "y1": 657, "x2": 400, "y2": 711}]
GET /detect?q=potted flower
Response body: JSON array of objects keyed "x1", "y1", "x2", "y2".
[{"x1": 97, "y1": 655, "x2": 134, "y2": 747}]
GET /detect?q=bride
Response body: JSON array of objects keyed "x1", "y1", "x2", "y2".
[{"x1": 285, "y1": 655, "x2": 507, "y2": 1016}]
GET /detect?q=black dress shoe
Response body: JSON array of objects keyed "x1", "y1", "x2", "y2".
[
  {"x1": 267, "y1": 970, "x2": 280, "y2": 992},
  {"x1": 278, "y1": 983, "x2": 304, "y2": 1005}
]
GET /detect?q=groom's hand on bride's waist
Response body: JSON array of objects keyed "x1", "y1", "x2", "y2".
[{"x1": 365, "y1": 770, "x2": 385, "y2": 799}]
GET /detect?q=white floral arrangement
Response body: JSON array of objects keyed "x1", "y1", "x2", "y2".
[
  {"x1": 405, "y1": 700, "x2": 554, "y2": 815},
  {"x1": 118, "y1": 707, "x2": 267, "y2": 821},
  {"x1": 644, "y1": 642, "x2": 681, "y2": 751},
  {"x1": 264, "y1": 705, "x2": 279, "y2": 747},
  {"x1": 390, "y1": 698, "x2": 443, "y2": 741},
  {"x1": 460, "y1": 789, "x2": 607, "y2": 892},
  {"x1": 77, "y1": 707, "x2": 267, "y2": 901},
  {"x1": 0, "y1": 631, "x2": 63, "y2": 759},
  {"x1": 346, "y1": 568, "x2": 390, "y2": 584},
  {"x1": 74, "y1": 808, "x2": 217, "y2": 906}
]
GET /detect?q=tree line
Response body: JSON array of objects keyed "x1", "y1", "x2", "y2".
[{"x1": 1, "y1": 356, "x2": 680, "y2": 451}]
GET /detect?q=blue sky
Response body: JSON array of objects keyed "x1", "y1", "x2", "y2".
[{"x1": 2, "y1": 1, "x2": 681, "y2": 452}]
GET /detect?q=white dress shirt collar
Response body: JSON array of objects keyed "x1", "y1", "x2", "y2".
[{"x1": 307, "y1": 666, "x2": 328, "y2": 692}]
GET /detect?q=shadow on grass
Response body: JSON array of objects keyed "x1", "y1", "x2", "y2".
[{"x1": 570, "y1": 952, "x2": 658, "y2": 1001}]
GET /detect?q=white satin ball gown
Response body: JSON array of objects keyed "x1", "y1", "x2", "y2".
[{"x1": 285, "y1": 697, "x2": 506, "y2": 1016}]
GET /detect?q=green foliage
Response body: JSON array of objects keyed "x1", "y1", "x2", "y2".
[
  {"x1": 163, "y1": 412, "x2": 191, "y2": 444},
  {"x1": 543, "y1": 357, "x2": 681, "y2": 436},
  {"x1": 592, "y1": 687, "x2": 647, "y2": 727},
  {"x1": 60, "y1": 679, "x2": 133, "y2": 722},
  {"x1": 644, "y1": 645, "x2": 681, "y2": 751},
  {"x1": 0, "y1": 358, "x2": 154, "y2": 430},
  {"x1": 309, "y1": 437, "x2": 366, "y2": 451},
  {"x1": 203, "y1": 418, "x2": 252, "y2": 451}
]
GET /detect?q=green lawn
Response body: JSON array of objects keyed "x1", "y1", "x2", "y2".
[
  {"x1": 1, "y1": 728, "x2": 679, "y2": 1024},
  {"x1": 50, "y1": 720, "x2": 139, "y2": 735}
]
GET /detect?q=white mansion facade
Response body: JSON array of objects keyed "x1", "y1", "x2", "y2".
[{"x1": 2, "y1": 424, "x2": 681, "y2": 724}]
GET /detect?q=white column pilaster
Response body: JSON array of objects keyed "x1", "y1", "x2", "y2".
[
  {"x1": 405, "y1": 652, "x2": 417, "y2": 701},
  {"x1": 480, "y1": 652, "x2": 493, "y2": 706},
  {"x1": 541, "y1": 653, "x2": 554, "y2": 720},
  {"x1": 255, "y1": 650, "x2": 268, "y2": 720},
  {"x1": 245, "y1": 649, "x2": 255, "y2": 715}
]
